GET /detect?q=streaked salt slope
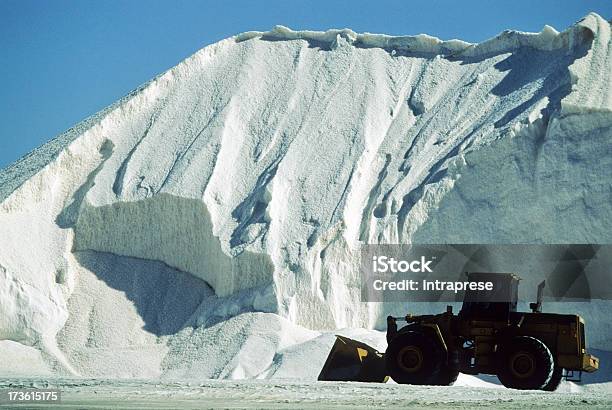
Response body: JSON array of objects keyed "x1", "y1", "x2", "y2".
[{"x1": 0, "y1": 13, "x2": 611, "y2": 379}]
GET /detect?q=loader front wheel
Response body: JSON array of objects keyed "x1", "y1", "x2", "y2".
[
  {"x1": 385, "y1": 331, "x2": 443, "y2": 385},
  {"x1": 433, "y1": 366, "x2": 460, "y2": 386}
]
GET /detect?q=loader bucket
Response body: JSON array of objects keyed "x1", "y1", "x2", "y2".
[{"x1": 318, "y1": 335, "x2": 388, "y2": 382}]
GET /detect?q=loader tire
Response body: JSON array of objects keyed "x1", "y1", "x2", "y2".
[
  {"x1": 433, "y1": 366, "x2": 459, "y2": 386},
  {"x1": 433, "y1": 349, "x2": 459, "y2": 385},
  {"x1": 385, "y1": 331, "x2": 443, "y2": 385},
  {"x1": 542, "y1": 367, "x2": 563, "y2": 391},
  {"x1": 497, "y1": 336, "x2": 554, "y2": 390}
]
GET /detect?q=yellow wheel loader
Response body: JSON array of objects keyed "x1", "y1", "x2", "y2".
[{"x1": 318, "y1": 272, "x2": 599, "y2": 391}]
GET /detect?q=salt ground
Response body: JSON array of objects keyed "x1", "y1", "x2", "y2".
[{"x1": 0, "y1": 378, "x2": 611, "y2": 409}]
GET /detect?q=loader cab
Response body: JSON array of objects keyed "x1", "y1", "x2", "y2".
[{"x1": 459, "y1": 272, "x2": 520, "y2": 319}]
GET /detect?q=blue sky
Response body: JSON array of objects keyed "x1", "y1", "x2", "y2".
[{"x1": 1, "y1": 1, "x2": 610, "y2": 169}]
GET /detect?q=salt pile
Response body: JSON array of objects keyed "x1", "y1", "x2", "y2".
[{"x1": 0, "y1": 13, "x2": 611, "y2": 382}]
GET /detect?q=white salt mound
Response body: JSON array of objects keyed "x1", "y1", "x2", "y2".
[{"x1": 0, "y1": 13, "x2": 611, "y2": 384}]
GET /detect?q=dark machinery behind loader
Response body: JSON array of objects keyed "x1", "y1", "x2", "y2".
[{"x1": 318, "y1": 272, "x2": 599, "y2": 390}]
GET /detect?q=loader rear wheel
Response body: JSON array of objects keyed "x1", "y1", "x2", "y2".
[
  {"x1": 497, "y1": 336, "x2": 554, "y2": 390},
  {"x1": 542, "y1": 367, "x2": 563, "y2": 391},
  {"x1": 385, "y1": 331, "x2": 443, "y2": 385}
]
